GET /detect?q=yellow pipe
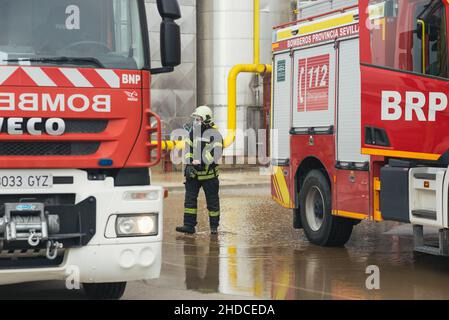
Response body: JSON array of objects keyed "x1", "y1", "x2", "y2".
[
  {"x1": 224, "y1": 63, "x2": 272, "y2": 148},
  {"x1": 254, "y1": 0, "x2": 260, "y2": 66},
  {"x1": 160, "y1": 140, "x2": 185, "y2": 151}
]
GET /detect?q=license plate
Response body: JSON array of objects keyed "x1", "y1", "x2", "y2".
[{"x1": 0, "y1": 174, "x2": 53, "y2": 189}]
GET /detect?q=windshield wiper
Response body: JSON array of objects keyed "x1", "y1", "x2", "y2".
[{"x1": 1, "y1": 56, "x2": 105, "y2": 68}]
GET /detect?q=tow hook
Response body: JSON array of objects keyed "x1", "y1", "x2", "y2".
[
  {"x1": 27, "y1": 230, "x2": 41, "y2": 247},
  {"x1": 46, "y1": 240, "x2": 63, "y2": 260}
]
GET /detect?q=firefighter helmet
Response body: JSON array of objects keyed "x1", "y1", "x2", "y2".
[{"x1": 192, "y1": 105, "x2": 213, "y2": 124}]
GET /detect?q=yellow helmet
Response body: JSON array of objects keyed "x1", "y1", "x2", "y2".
[{"x1": 192, "y1": 105, "x2": 213, "y2": 124}]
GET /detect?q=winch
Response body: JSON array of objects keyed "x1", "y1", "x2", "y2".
[{"x1": 0, "y1": 203, "x2": 62, "y2": 260}]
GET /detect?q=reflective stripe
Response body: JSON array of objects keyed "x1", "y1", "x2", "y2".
[
  {"x1": 185, "y1": 208, "x2": 198, "y2": 215},
  {"x1": 197, "y1": 174, "x2": 216, "y2": 181},
  {"x1": 185, "y1": 153, "x2": 194, "y2": 159},
  {"x1": 22, "y1": 67, "x2": 57, "y2": 87},
  {"x1": 204, "y1": 152, "x2": 214, "y2": 163},
  {"x1": 196, "y1": 167, "x2": 219, "y2": 176},
  {"x1": 209, "y1": 211, "x2": 220, "y2": 217},
  {"x1": 0, "y1": 67, "x2": 18, "y2": 85},
  {"x1": 96, "y1": 69, "x2": 120, "y2": 88},
  {"x1": 60, "y1": 68, "x2": 93, "y2": 87},
  {"x1": 185, "y1": 138, "x2": 193, "y2": 147},
  {"x1": 197, "y1": 168, "x2": 219, "y2": 180}
]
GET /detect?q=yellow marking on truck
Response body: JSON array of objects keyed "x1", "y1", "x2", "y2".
[
  {"x1": 299, "y1": 13, "x2": 355, "y2": 35},
  {"x1": 272, "y1": 174, "x2": 284, "y2": 204},
  {"x1": 275, "y1": 167, "x2": 290, "y2": 205},
  {"x1": 273, "y1": 167, "x2": 294, "y2": 208},
  {"x1": 362, "y1": 148, "x2": 441, "y2": 161},
  {"x1": 276, "y1": 13, "x2": 355, "y2": 41},
  {"x1": 277, "y1": 28, "x2": 296, "y2": 41},
  {"x1": 332, "y1": 210, "x2": 368, "y2": 220},
  {"x1": 373, "y1": 177, "x2": 382, "y2": 222}
]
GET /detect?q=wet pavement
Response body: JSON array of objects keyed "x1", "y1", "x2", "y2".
[
  {"x1": 2, "y1": 186, "x2": 449, "y2": 299},
  {"x1": 152, "y1": 168, "x2": 270, "y2": 191}
]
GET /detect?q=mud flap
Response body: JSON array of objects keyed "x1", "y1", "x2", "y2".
[{"x1": 293, "y1": 207, "x2": 302, "y2": 229}]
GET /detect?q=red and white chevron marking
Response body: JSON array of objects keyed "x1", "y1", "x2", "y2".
[{"x1": 0, "y1": 66, "x2": 122, "y2": 88}]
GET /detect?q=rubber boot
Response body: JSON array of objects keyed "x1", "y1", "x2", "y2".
[{"x1": 176, "y1": 225, "x2": 195, "y2": 235}]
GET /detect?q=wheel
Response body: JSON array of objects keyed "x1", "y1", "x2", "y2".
[
  {"x1": 83, "y1": 282, "x2": 127, "y2": 300},
  {"x1": 299, "y1": 170, "x2": 353, "y2": 247}
]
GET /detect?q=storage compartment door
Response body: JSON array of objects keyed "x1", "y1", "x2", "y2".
[
  {"x1": 337, "y1": 38, "x2": 369, "y2": 163},
  {"x1": 271, "y1": 52, "x2": 292, "y2": 162}
]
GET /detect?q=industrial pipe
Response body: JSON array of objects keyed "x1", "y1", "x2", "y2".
[
  {"x1": 224, "y1": 0, "x2": 272, "y2": 147},
  {"x1": 254, "y1": 0, "x2": 260, "y2": 66},
  {"x1": 224, "y1": 63, "x2": 272, "y2": 148}
]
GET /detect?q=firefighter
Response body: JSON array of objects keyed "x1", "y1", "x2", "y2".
[{"x1": 176, "y1": 106, "x2": 223, "y2": 235}]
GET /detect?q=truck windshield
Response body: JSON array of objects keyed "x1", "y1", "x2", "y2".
[
  {"x1": 0, "y1": 0, "x2": 146, "y2": 70},
  {"x1": 368, "y1": 0, "x2": 448, "y2": 78}
]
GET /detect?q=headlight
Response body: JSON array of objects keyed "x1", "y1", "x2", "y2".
[
  {"x1": 123, "y1": 190, "x2": 160, "y2": 201},
  {"x1": 116, "y1": 214, "x2": 158, "y2": 237}
]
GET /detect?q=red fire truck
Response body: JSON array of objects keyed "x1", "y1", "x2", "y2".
[
  {"x1": 0, "y1": 0, "x2": 180, "y2": 299},
  {"x1": 271, "y1": 0, "x2": 449, "y2": 256}
]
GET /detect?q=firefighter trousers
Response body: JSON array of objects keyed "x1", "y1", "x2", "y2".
[{"x1": 184, "y1": 177, "x2": 220, "y2": 228}]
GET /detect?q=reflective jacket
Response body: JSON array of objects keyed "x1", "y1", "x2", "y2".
[{"x1": 184, "y1": 124, "x2": 223, "y2": 180}]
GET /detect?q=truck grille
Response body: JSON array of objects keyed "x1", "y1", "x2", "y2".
[
  {"x1": 0, "y1": 142, "x2": 100, "y2": 156},
  {"x1": 0, "y1": 249, "x2": 64, "y2": 269},
  {"x1": 0, "y1": 119, "x2": 108, "y2": 134},
  {"x1": 65, "y1": 120, "x2": 108, "y2": 134}
]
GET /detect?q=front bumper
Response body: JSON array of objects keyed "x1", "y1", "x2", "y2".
[
  {"x1": 0, "y1": 169, "x2": 163, "y2": 285},
  {"x1": 0, "y1": 242, "x2": 162, "y2": 285}
]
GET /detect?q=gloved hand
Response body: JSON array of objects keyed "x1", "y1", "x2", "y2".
[
  {"x1": 192, "y1": 160, "x2": 205, "y2": 171},
  {"x1": 194, "y1": 164, "x2": 205, "y2": 172},
  {"x1": 184, "y1": 165, "x2": 197, "y2": 180}
]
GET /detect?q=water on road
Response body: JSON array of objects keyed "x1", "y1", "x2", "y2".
[{"x1": 2, "y1": 186, "x2": 449, "y2": 299}]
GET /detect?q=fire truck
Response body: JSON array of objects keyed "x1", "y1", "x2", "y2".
[
  {"x1": 0, "y1": 0, "x2": 180, "y2": 299},
  {"x1": 271, "y1": 0, "x2": 449, "y2": 256}
]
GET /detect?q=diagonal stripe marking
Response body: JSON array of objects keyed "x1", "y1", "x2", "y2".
[
  {"x1": 60, "y1": 68, "x2": 93, "y2": 87},
  {"x1": 96, "y1": 69, "x2": 120, "y2": 88},
  {"x1": 0, "y1": 67, "x2": 18, "y2": 85},
  {"x1": 22, "y1": 67, "x2": 57, "y2": 87}
]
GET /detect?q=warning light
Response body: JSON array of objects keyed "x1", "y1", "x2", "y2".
[{"x1": 424, "y1": 181, "x2": 430, "y2": 188}]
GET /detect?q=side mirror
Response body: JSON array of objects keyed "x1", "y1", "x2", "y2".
[
  {"x1": 160, "y1": 19, "x2": 181, "y2": 67},
  {"x1": 151, "y1": 0, "x2": 181, "y2": 72},
  {"x1": 157, "y1": 0, "x2": 181, "y2": 20}
]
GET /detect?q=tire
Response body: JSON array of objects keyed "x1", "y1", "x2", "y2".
[
  {"x1": 83, "y1": 282, "x2": 127, "y2": 300},
  {"x1": 299, "y1": 170, "x2": 353, "y2": 247}
]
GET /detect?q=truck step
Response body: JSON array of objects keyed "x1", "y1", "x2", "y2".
[
  {"x1": 413, "y1": 225, "x2": 449, "y2": 256},
  {"x1": 414, "y1": 245, "x2": 445, "y2": 256},
  {"x1": 412, "y1": 210, "x2": 437, "y2": 220}
]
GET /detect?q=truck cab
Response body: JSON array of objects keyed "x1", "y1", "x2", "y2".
[
  {"x1": 0, "y1": 0, "x2": 180, "y2": 299},
  {"x1": 360, "y1": 0, "x2": 449, "y2": 159}
]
